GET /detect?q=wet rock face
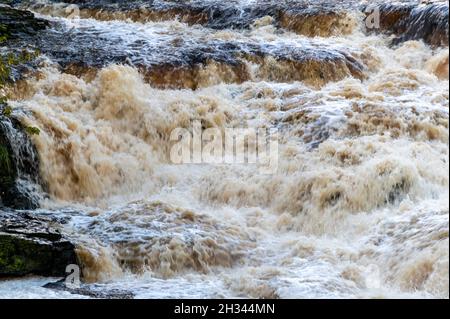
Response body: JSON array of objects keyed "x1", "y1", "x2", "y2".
[
  {"x1": 364, "y1": 2, "x2": 449, "y2": 46},
  {"x1": 0, "y1": 210, "x2": 77, "y2": 277},
  {"x1": 18, "y1": 0, "x2": 449, "y2": 46},
  {"x1": 1, "y1": 6, "x2": 48, "y2": 83},
  {"x1": 0, "y1": 122, "x2": 18, "y2": 208},
  {"x1": 2, "y1": 2, "x2": 367, "y2": 89},
  {"x1": 17, "y1": 17, "x2": 365, "y2": 89},
  {"x1": 394, "y1": 3, "x2": 449, "y2": 46},
  {"x1": 7, "y1": 1, "x2": 447, "y2": 89},
  {"x1": 0, "y1": 5, "x2": 49, "y2": 39},
  {"x1": 1, "y1": 6, "x2": 44, "y2": 209},
  {"x1": 0, "y1": 106, "x2": 41, "y2": 210},
  {"x1": 20, "y1": 0, "x2": 359, "y2": 32}
]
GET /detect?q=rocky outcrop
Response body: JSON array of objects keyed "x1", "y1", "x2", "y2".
[
  {"x1": 1, "y1": 6, "x2": 61, "y2": 281},
  {"x1": 1, "y1": 5, "x2": 49, "y2": 83},
  {"x1": 0, "y1": 105, "x2": 41, "y2": 210},
  {"x1": 17, "y1": 0, "x2": 360, "y2": 35},
  {"x1": 9, "y1": 13, "x2": 364, "y2": 89},
  {"x1": 0, "y1": 118, "x2": 18, "y2": 208},
  {"x1": 0, "y1": 210, "x2": 77, "y2": 277},
  {"x1": 0, "y1": 4, "x2": 49, "y2": 40},
  {"x1": 18, "y1": 0, "x2": 449, "y2": 46},
  {"x1": 364, "y1": 2, "x2": 449, "y2": 47},
  {"x1": 1, "y1": 7, "x2": 43, "y2": 208},
  {"x1": 393, "y1": 2, "x2": 449, "y2": 46},
  {"x1": 3, "y1": 2, "x2": 367, "y2": 90},
  {"x1": 12, "y1": 1, "x2": 449, "y2": 90}
]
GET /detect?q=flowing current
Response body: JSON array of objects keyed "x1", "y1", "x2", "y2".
[{"x1": 1, "y1": 0, "x2": 449, "y2": 298}]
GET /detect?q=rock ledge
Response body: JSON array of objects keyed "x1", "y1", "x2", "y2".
[{"x1": 0, "y1": 210, "x2": 77, "y2": 277}]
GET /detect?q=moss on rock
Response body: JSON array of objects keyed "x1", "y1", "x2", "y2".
[
  {"x1": 0, "y1": 211, "x2": 78, "y2": 277},
  {"x1": 0, "y1": 115, "x2": 16, "y2": 203},
  {"x1": 0, "y1": 5, "x2": 49, "y2": 39},
  {"x1": 1, "y1": 100, "x2": 41, "y2": 209}
]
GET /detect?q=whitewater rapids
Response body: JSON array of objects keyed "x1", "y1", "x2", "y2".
[{"x1": 1, "y1": 0, "x2": 449, "y2": 299}]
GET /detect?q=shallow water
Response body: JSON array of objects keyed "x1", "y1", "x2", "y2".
[{"x1": 1, "y1": 0, "x2": 449, "y2": 299}]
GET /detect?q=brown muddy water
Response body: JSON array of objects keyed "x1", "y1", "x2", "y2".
[{"x1": 0, "y1": 0, "x2": 448, "y2": 298}]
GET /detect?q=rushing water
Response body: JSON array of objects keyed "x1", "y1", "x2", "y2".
[{"x1": 1, "y1": 0, "x2": 449, "y2": 298}]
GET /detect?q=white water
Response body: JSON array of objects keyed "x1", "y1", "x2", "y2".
[{"x1": 2, "y1": 1, "x2": 449, "y2": 299}]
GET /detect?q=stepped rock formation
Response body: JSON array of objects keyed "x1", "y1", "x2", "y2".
[
  {"x1": 17, "y1": 0, "x2": 449, "y2": 45},
  {"x1": 0, "y1": 0, "x2": 448, "y2": 299}
]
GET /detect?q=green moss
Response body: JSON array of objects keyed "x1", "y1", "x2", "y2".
[
  {"x1": 0, "y1": 23, "x2": 8, "y2": 43},
  {"x1": 0, "y1": 231, "x2": 76, "y2": 277},
  {"x1": 0, "y1": 135, "x2": 15, "y2": 189},
  {"x1": 0, "y1": 145, "x2": 12, "y2": 176},
  {"x1": 25, "y1": 126, "x2": 40, "y2": 136},
  {"x1": 0, "y1": 234, "x2": 51, "y2": 275},
  {"x1": 0, "y1": 144, "x2": 10, "y2": 164},
  {"x1": 0, "y1": 235, "x2": 23, "y2": 273},
  {"x1": 0, "y1": 60, "x2": 11, "y2": 87},
  {"x1": 1, "y1": 17, "x2": 40, "y2": 87},
  {"x1": 1, "y1": 49, "x2": 40, "y2": 86},
  {"x1": 1, "y1": 105, "x2": 12, "y2": 117}
]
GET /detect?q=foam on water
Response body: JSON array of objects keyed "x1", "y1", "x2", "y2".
[{"x1": 1, "y1": 0, "x2": 449, "y2": 299}]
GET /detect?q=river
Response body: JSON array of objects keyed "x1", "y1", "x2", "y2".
[{"x1": 0, "y1": 0, "x2": 448, "y2": 299}]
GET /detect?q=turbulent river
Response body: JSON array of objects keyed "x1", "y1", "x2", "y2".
[{"x1": 0, "y1": 0, "x2": 449, "y2": 298}]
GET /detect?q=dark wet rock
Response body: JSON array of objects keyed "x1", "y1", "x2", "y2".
[
  {"x1": 393, "y1": 3, "x2": 449, "y2": 46},
  {"x1": 1, "y1": 6, "x2": 48, "y2": 83},
  {"x1": 16, "y1": 16, "x2": 365, "y2": 89},
  {"x1": 0, "y1": 105, "x2": 41, "y2": 210},
  {"x1": 0, "y1": 4, "x2": 49, "y2": 40},
  {"x1": 18, "y1": 0, "x2": 449, "y2": 46},
  {"x1": 18, "y1": 0, "x2": 359, "y2": 35},
  {"x1": 44, "y1": 279, "x2": 135, "y2": 299},
  {"x1": 364, "y1": 2, "x2": 449, "y2": 46},
  {"x1": 0, "y1": 7, "x2": 44, "y2": 209},
  {"x1": 0, "y1": 210, "x2": 77, "y2": 277},
  {"x1": 0, "y1": 113, "x2": 15, "y2": 197}
]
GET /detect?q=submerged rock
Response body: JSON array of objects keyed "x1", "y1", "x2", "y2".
[
  {"x1": 44, "y1": 279, "x2": 135, "y2": 299},
  {"x1": 0, "y1": 210, "x2": 77, "y2": 277},
  {"x1": 75, "y1": 201, "x2": 251, "y2": 281}
]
